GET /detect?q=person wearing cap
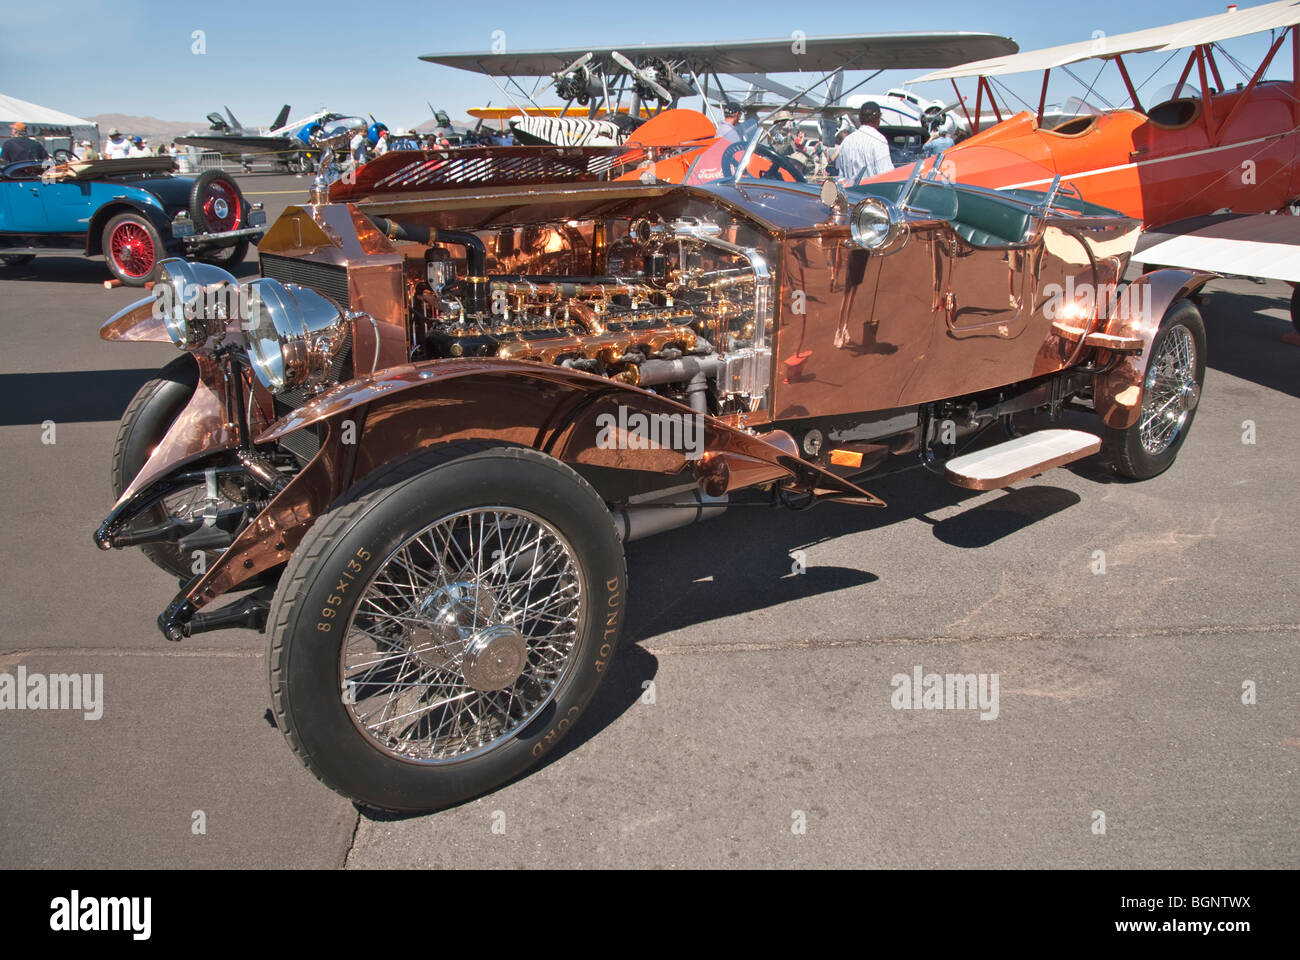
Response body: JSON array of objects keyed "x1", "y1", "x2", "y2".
[
  {"x1": 834, "y1": 102, "x2": 894, "y2": 185},
  {"x1": 127, "y1": 136, "x2": 151, "y2": 157},
  {"x1": 2, "y1": 121, "x2": 50, "y2": 164},
  {"x1": 80, "y1": 139, "x2": 101, "y2": 161},
  {"x1": 714, "y1": 102, "x2": 744, "y2": 142},
  {"x1": 103, "y1": 128, "x2": 131, "y2": 159},
  {"x1": 922, "y1": 112, "x2": 956, "y2": 158}
]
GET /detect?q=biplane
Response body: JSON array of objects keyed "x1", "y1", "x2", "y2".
[
  {"x1": 419, "y1": 31, "x2": 1017, "y2": 149},
  {"x1": 905, "y1": 0, "x2": 1300, "y2": 332}
]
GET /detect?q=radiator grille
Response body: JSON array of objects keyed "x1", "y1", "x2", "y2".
[{"x1": 259, "y1": 254, "x2": 351, "y2": 309}]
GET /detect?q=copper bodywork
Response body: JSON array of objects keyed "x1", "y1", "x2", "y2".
[{"x1": 102, "y1": 170, "x2": 1172, "y2": 618}]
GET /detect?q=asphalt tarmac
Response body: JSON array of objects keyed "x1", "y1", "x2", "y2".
[{"x1": 0, "y1": 174, "x2": 1296, "y2": 868}]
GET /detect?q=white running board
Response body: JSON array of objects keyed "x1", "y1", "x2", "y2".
[{"x1": 944, "y1": 429, "x2": 1102, "y2": 491}]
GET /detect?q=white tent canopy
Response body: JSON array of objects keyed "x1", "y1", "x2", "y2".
[
  {"x1": 0, "y1": 93, "x2": 99, "y2": 145},
  {"x1": 913, "y1": 0, "x2": 1300, "y2": 82}
]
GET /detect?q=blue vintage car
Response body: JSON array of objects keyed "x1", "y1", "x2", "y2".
[{"x1": 0, "y1": 156, "x2": 265, "y2": 284}]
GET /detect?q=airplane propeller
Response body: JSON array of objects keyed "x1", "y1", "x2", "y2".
[
  {"x1": 552, "y1": 53, "x2": 606, "y2": 105},
  {"x1": 610, "y1": 50, "x2": 674, "y2": 106}
]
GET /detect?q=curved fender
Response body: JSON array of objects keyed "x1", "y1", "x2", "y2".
[
  {"x1": 111, "y1": 355, "x2": 235, "y2": 509},
  {"x1": 101, "y1": 294, "x2": 170, "y2": 343},
  {"x1": 257, "y1": 358, "x2": 884, "y2": 502},
  {"x1": 1095, "y1": 268, "x2": 1215, "y2": 429}
]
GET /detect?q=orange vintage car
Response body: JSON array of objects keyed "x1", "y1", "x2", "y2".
[{"x1": 94, "y1": 145, "x2": 1209, "y2": 811}]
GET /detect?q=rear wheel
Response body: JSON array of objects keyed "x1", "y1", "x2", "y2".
[
  {"x1": 103, "y1": 212, "x2": 162, "y2": 285},
  {"x1": 189, "y1": 169, "x2": 244, "y2": 234},
  {"x1": 267, "y1": 443, "x2": 627, "y2": 812},
  {"x1": 1103, "y1": 299, "x2": 1206, "y2": 479}
]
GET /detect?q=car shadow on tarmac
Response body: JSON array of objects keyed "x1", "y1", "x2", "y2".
[
  {"x1": 0, "y1": 255, "x2": 259, "y2": 285},
  {"x1": 0, "y1": 368, "x2": 161, "y2": 424},
  {"x1": 621, "y1": 468, "x2": 1082, "y2": 646}
]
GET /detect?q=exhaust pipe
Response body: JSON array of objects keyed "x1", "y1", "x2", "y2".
[{"x1": 611, "y1": 485, "x2": 727, "y2": 542}]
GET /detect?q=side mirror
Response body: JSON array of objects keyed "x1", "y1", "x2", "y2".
[{"x1": 819, "y1": 179, "x2": 849, "y2": 223}]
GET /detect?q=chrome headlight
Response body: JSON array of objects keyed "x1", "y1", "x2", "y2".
[
  {"x1": 155, "y1": 258, "x2": 239, "y2": 348},
  {"x1": 849, "y1": 197, "x2": 906, "y2": 253},
  {"x1": 241, "y1": 277, "x2": 346, "y2": 394}
]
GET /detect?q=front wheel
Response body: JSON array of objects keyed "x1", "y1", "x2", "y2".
[
  {"x1": 267, "y1": 443, "x2": 627, "y2": 813},
  {"x1": 1103, "y1": 299, "x2": 1206, "y2": 479},
  {"x1": 111, "y1": 355, "x2": 245, "y2": 578},
  {"x1": 103, "y1": 212, "x2": 162, "y2": 285}
]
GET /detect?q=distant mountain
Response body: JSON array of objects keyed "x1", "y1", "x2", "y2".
[{"x1": 86, "y1": 113, "x2": 206, "y2": 146}]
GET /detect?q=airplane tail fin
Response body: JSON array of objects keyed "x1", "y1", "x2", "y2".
[
  {"x1": 271, "y1": 105, "x2": 291, "y2": 131},
  {"x1": 224, "y1": 106, "x2": 243, "y2": 134}
]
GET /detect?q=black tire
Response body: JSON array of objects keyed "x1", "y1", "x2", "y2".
[
  {"x1": 267, "y1": 442, "x2": 627, "y2": 813},
  {"x1": 1103, "y1": 298, "x2": 1206, "y2": 479},
  {"x1": 1290, "y1": 285, "x2": 1300, "y2": 336},
  {"x1": 110, "y1": 355, "x2": 202, "y2": 577},
  {"x1": 188, "y1": 168, "x2": 246, "y2": 233},
  {"x1": 200, "y1": 237, "x2": 250, "y2": 268},
  {"x1": 102, "y1": 211, "x2": 163, "y2": 285},
  {"x1": 1, "y1": 254, "x2": 35, "y2": 267}
]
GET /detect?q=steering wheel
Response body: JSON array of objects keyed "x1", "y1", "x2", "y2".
[{"x1": 718, "y1": 140, "x2": 806, "y2": 183}]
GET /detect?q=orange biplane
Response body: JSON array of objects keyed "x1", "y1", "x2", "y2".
[{"x1": 902, "y1": 0, "x2": 1300, "y2": 331}]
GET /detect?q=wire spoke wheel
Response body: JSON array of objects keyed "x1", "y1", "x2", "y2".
[
  {"x1": 109, "y1": 221, "x2": 155, "y2": 278},
  {"x1": 340, "y1": 506, "x2": 584, "y2": 764},
  {"x1": 268, "y1": 444, "x2": 624, "y2": 811},
  {"x1": 201, "y1": 178, "x2": 241, "y2": 232},
  {"x1": 1139, "y1": 323, "x2": 1198, "y2": 455}
]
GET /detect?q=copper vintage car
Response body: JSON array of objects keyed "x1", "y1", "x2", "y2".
[{"x1": 94, "y1": 144, "x2": 1210, "y2": 811}]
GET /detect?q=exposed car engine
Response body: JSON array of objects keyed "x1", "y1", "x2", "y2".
[{"x1": 395, "y1": 216, "x2": 773, "y2": 415}]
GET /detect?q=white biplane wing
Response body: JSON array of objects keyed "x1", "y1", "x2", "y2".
[
  {"x1": 1136, "y1": 213, "x2": 1300, "y2": 283},
  {"x1": 913, "y1": 0, "x2": 1300, "y2": 82}
]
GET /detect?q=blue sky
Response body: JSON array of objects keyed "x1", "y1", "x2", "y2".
[{"x1": 0, "y1": 0, "x2": 1288, "y2": 129}]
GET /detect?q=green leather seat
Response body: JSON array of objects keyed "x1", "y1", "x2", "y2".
[{"x1": 951, "y1": 191, "x2": 1031, "y2": 247}]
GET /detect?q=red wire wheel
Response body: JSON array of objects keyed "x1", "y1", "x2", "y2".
[
  {"x1": 200, "y1": 177, "x2": 242, "y2": 233},
  {"x1": 108, "y1": 219, "x2": 156, "y2": 279}
]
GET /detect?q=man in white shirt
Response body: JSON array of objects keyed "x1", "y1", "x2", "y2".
[
  {"x1": 713, "y1": 102, "x2": 743, "y2": 143},
  {"x1": 103, "y1": 128, "x2": 131, "y2": 159},
  {"x1": 349, "y1": 129, "x2": 369, "y2": 165},
  {"x1": 834, "y1": 102, "x2": 894, "y2": 185}
]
